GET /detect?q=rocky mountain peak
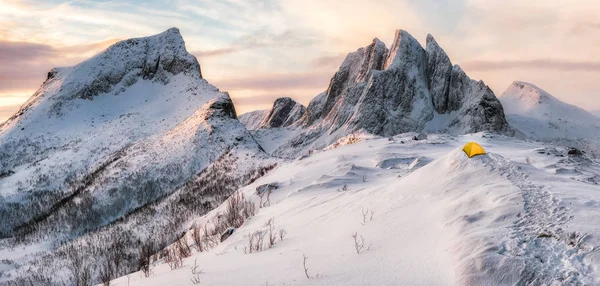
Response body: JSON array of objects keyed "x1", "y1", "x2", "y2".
[
  {"x1": 239, "y1": 97, "x2": 306, "y2": 130},
  {"x1": 384, "y1": 29, "x2": 426, "y2": 71},
  {"x1": 425, "y1": 34, "x2": 453, "y2": 113},
  {"x1": 52, "y1": 27, "x2": 201, "y2": 107},
  {"x1": 262, "y1": 97, "x2": 305, "y2": 128}
]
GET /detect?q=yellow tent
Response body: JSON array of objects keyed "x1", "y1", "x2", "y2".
[{"x1": 462, "y1": 142, "x2": 486, "y2": 158}]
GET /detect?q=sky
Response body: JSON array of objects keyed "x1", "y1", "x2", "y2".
[{"x1": 1, "y1": 0, "x2": 600, "y2": 122}]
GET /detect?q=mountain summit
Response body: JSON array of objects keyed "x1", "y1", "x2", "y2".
[
  {"x1": 0, "y1": 28, "x2": 266, "y2": 240},
  {"x1": 499, "y1": 81, "x2": 600, "y2": 150},
  {"x1": 265, "y1": 29, "x2": 514, "y2": 155}
]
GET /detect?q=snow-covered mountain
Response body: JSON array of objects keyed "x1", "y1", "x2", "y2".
[
  {"x1": 0, "y1": 28, "x2": 274, "y2": 283},
  {"x1": 238, "y1": 97, "x2": 305, "y2": 130},
  {"x1": 263, "y1": 30, "x2": 514, "y2": 156},
  {"x1": 499, "y1": 81, "x2": 600, "y2": 155}
]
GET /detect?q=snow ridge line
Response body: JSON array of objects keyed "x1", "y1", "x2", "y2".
[{"x1": 488, "y1": 154, "x2": 594, "y2": 285}]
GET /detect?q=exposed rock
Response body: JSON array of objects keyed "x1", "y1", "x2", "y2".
[
  {"x1": 255, "y1": 183, "x2": 279, "y2": 195},
  {"x1": 58, "y1": 28, "x2": 201, "y2": 104},
  {"x1": 568, "y1": 148, "x2": 584, "y2": 157},
  {"x1": 239, "y1": 97, "x2": 306, "y2": 130},
  {"x1": 274, "y1": 29, "x2": 513, "y2": 156},
  {"x1": 220, "y1": 227, "x2": 236, "y2": 242},
  {"x1": 302, "y1": 38, "x2": 388, "y2": 127},
  {"x1": 425, "y1": 34, "x2": 453, "y2": 113},
  {"x1": 263, "y1": 97, "x2": 305, "y2": 128}
]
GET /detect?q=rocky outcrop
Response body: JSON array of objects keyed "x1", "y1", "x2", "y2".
[
  {"x1": 60, "y1": 28, "x2": 201, "y2": 102},
  {"x1": 426, "y1": 34, "x2": 453, "y2": 113},
  {"x1": 239, "y1": 97, "x2": 305, "y2": 130},
  {"x1": 303, "y1": 38, "x2": 388, "y2": 128},
  {"x1": 263, "y1": 97, "x2": 305, "y2": 128}
]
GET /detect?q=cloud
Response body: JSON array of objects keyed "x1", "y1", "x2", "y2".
[
  {"x1": 462, "y1": 59, "x2": 600, "y2": 71},
  {"x1": 192, "y1": 29, "x2": 317, "y2": 59},
  {"x1": 0, "y1": 39, "x2": 117, "y2": 91},
  {"x1": 193, "y1": 47, "x2": 240, "y2": 58},
  {"x1": 0, "y1": 41, "x2": 54, "y2": 61},
  {"x1": 311, "y1": 54, "x2": 347, "y2": 68},
  {"x1": 231, "y1": 94, "x2": 285, "y2": 106},
  {"x1": 0, "y1": 103, "x2": 22, "y2": 123},
  {"x1": 571, "y1": 22, "x2": 600, "y2": 34},
  {"x1": 212, "y1": 72, "x2": 331, "y2": 91}
]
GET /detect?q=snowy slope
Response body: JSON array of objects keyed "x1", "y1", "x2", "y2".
[
  {"x1": 499, "y1": 81, "x2": 600, "y2": 155},
  {"x1": 239, "y1": 109, "x2": 268, "y2": 130},
  {"x1": 107, "y1": 133, "x2": 600, "y2": 285}
]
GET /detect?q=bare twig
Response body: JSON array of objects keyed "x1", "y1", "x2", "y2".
[
  {"x1": 190, "y1": 258, "x2": 203, "y2": 284},
  {"x1": 279, "y1": 229, "x2": 287, "y2": 241},
  {"x1": 302, "y1": 254, "x2": 310, "y2": 279}
]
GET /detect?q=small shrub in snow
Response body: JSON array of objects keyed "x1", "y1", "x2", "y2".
[
  {"x1": 98, "y1": 258, "x2": 113, "y2": 286},
  {"x1": 337, "y1": 184, "x2": 348, "y2": 192},
  {"x1": 266, "y1": 218, "x2": 277, "y2": 248},
  {"x1": 166, "y1": 249, "x2": 183, "y2": 270},
  {"x1": 192, "y1": 224, "x2": 204, "y2": 252},
  {"x1": 352, "y1": 232, "x2": 371, "y2": 254},
  {"x1": 244, "y1": 230, "x2": 267, "y2": 254},
  {"x1": 175, "y1": 236, "x2": 192, "y2": 259},
  {"x1": 258, "y1": 187, "x2": 273, "y2": 208},
  {"x1": 190, "y1": 258, "x2": 203, "y2": 284},
  {"x1": 302, "y1": 253, "x2": 311, "y2": 279},
  {"x1": 138, "y1": 240, "x2": 155, "y2": 277},
  {"x1": 279, "y1": 229, "x2": 287, "y2": 241},
  {"x1": 361, "y1": 208, "x2": 375, "y2": 224}
]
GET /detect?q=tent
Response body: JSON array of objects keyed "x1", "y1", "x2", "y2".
[{"x1": 462, "y1": 142, "x2": 486, "y2": 158}]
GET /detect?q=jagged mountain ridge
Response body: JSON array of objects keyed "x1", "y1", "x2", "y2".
[
  {"x1": 250, "y1": 29, "x2": 515, "y2": 156},
  {"x1": 0, "y1": 28, "x2": 266, "y2": 239}
]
